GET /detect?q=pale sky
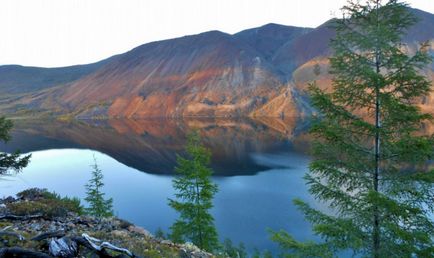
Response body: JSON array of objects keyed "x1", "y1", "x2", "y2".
[{"x1": 1, "y1": 0, "x2": 432, "y2": 67}]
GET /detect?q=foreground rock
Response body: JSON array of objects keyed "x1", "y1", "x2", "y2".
[{"x1": 0, "y1": 188, "x2": 214, "y2": 258}]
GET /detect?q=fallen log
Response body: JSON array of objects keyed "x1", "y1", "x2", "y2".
[
  {"x1": 82, "y1": 233, "x2": 134, "y2": 257},
  {"x1": 31, "y1": 230, "x2": 65, "y2": 241},
  {"x1": 0, "y1": 226, "x2": 26, "y2": 241},
  {"x1": 0, "y1": 231, "x2": 25, "y2": 241},
  {"x1": 69, "y1": 234, "x2": 139, "y2": 258},
  {"x1": 0, "y1": 214, "x2": 43, "y2": 221},
  {"x1": 0, "y1": 247, "x2": 53, "y2": 258}
]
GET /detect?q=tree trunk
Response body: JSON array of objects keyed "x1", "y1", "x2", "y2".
[{"x1": 373, "y1": 1, "x2": 381, "y2": 257}]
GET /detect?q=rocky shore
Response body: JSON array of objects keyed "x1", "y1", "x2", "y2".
[{"x1": 0, "y1": 188, "x2": 214, "y2": 258}]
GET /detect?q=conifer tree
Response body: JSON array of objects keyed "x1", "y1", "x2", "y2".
[
  {"x1": 84, "y1": 156, "x2": 113, "y2": 218},
  {"x1": 169, "y1": 131, "x2": 219, "y2": 252},
  {"x1": 0, "y1": 116, "x2": 30, "y2": 174},
  {"x1": 272, "y1": 1, "x2": 434, "y2": 257}
]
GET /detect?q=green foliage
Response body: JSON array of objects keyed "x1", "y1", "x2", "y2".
[
  {"x1": 220, "y1": 238, "x2": 247, "y2": 258},
  {"x1": 154, "y1": 227, "x2": 165, "y2": 239},
  {"x1": 84, "y1": 156, "x2": 114, "y2": 218},
  {"x1": 7, "y1": 188, "x2": 83, "y2": 219},
  {"x1": 251, "y1": 248, "x2": 273, "y2": 258},
  {"x1": 0, "y1": 116, "x2": 31, "y2": 174},
  {"x1": 168, "y1": 131, "x2": 219, "y2": 252},
  {"x1": 272, "y1": 1, "x2": 434, "y2": 257}
]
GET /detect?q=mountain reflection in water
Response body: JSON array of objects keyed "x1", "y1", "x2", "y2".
[
  {"x1": 0, "y1": 116, "x2": 319, "y2": 254},
  {"x1": 3, "y1": 117, "x2": 310, "y2": 176}
]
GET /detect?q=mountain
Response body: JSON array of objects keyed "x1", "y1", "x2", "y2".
[
  {"x1": 234, "y1": 23, "x2": 312, "y2": 63},
  {"x1": 57, "y1": 30, "x2": 291, "y2": 118},
  {"x1": 0, "y1": 8, "x2": 433, "y2": 119},
  {"x1": 0, "y1": 57, "x2": 114, "y2": 95},
  {"x1": 290, "y1": 8, "x2": 434, "y2": 113},
  {"x1": 272, "y1": 19, "x2": 336, "y2": 77}
]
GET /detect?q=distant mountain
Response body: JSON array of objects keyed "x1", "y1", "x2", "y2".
[
  {"x1": 0, "y1": 57, "x2": 114, "y2": 95},
  {"x1": 0, "y1": 8, "x2": 432, "y2": 118},
  {"x1": 234, "y1": 23, "x2": 312, "y2": 63},
  {"x1": 290, "y1": 8, "x2": 434, "y2": 113},
  {"x1": 272, "y1": 19, "x2": 336, "y2": 77}
]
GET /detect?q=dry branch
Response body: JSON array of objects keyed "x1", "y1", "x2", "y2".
[
  {"x1": 31, "y1": 230, "x2": 65, "y2": 241},
  {"x1": 0, "y1": 214, "x2": 43, "y2": 221},
  {"x1": 0, "y1": 247, "x2": 53, "y2": 258}
]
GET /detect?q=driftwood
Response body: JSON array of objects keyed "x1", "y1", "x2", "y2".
[
  {"x1": 0, "y1": 214, "x2": 43, "y2": 221},
  {"x1": 0, "y1": 247, "x2": 53, "y2": 257},
  {"x1": 0, "y1": 231, "x2": 25, "y2": 241},
  {"x1": 68, "y1": 234, "x2": 138, "y2": 258},
  {"x1": 0, "y1": 225, "x2": 25, "y2": 241},
  {"x1": 82, "y1": 233, "x2": 134, "y2": 257},
  {"x1": 31, "y1": 230, "x2": 65, "y2": 241}
]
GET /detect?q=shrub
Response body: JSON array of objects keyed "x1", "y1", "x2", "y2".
[{"x1": 7, "y1": 188, "x2": 83, "y2": 219}]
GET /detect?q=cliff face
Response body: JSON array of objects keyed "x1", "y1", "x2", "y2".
[{"x1": 0, "y1": 8, "x2": 433, "y2": 118}]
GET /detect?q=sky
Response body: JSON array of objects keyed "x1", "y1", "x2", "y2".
[{"x1": 1, "y1": 0, "x2": 433, "y2": 68}]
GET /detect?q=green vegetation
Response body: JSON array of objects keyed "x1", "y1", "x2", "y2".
[
  {"x1": 6, "y1": 188, "x2": 82, "y2": 219},
  {"x1": 272, "y1": 0, "x2": 434, "y2": 257},
  {"x1": 84, "y1": 156, "x2": 114, "y2": 218},
  {"x1": 221, "y1": 238, "x2": 248, "y2": 258},
  {"x1": 252, "y1": 248, "x2": 273, "y2": 258},
  {"x1": 154, "y1": 227, "x2": 166, "y2": 239},
  {"x1": 0, "y1": 116, "x2": 30, "y2": 174},
  {"x1": 168, "y1": 131, "x2": 219, "y2": 252},
  {"x1": 1, "y1": 188, "x2": 210, "y2": 258}
]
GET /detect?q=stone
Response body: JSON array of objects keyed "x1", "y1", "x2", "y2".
[
  {"x1": 161, "y1": 239, "x2": 173, "y2": 245},
  {"x1": 2, "y1": 196, "x2": 16, "y2": 204},
  {"x1": 128, "y1": 225, "x2": 152, "y2": 237},
  {"x1": 49, "y1": 237, "x2": 78, "y2": 258},
  {"x1": 184, "y1": 242, "x2": 201, "y2": 252},
  {"x1": 30, "y1": 223, "x2": 42, "y2": 231},
  {"x1": 178, "y1": 248, "x2": 190, "y2": 258},
  {"x1": 112, "y1": 230, "x2": 129, "y2": 238}
]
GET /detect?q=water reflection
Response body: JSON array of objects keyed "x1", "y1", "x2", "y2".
[
  {"x1": 2, "y1": 117, "x2": 310, "y2": 176},
  {"x1": 0, "y1": 117, "x2": 318, "y2": 254}
]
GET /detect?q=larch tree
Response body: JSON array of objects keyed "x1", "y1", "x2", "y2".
[
  {"x1": 168, "y1": 131, "x2": 219, "y2": 252},
  {"x1": 84, "y1": 156, "x2": 114, "y2": 218},
  {"x1": 0, "y1": 116, "x2": 30, "y2": 174},
  {"x1": 272, "y1": 1, "x2": 434, "y2": 257}
]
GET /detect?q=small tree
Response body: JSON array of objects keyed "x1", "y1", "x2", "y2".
[
  {"x1": 0, "y1": 116, "x2": 30, "y2": 174},
  {"x1": 168, "y1": 131, "x2": 219, "y2": 252},
  {"x1": 272, "y1": 1, "x2": 434, "y2": 257},
  {"x1": 84, "y1": 156, "x2": 113, "y2": 218}
]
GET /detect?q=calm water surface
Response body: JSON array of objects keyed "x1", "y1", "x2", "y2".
[{"x1": 0, "y1": 118, "x2": 321, "y2": 254}]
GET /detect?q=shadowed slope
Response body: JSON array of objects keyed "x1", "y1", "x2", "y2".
[{"x1": 0, "y1": 58, "x2": 114, "y2": 95}]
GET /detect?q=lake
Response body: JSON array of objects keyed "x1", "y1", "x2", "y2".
[{"x1": 0, "y1": 117, "x2": 322, "y2": 254}]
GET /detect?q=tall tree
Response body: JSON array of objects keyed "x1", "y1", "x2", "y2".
[
  {"x1": 272, "y1": 1, "x2": 434, "y2": 257},
  {"x1": 84, "y1": 156, "x2": 113, "y2": 218},
  {"x1": 0, "y1": 117, "x2": 30, "y2": 174},
  {"x1": 168, "y1": 131, "x2": 219, "y2": 252}
]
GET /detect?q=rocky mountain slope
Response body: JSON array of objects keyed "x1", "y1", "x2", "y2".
[{"x1": 0, "y1": 8, "x2": 433, "y2": 118}]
